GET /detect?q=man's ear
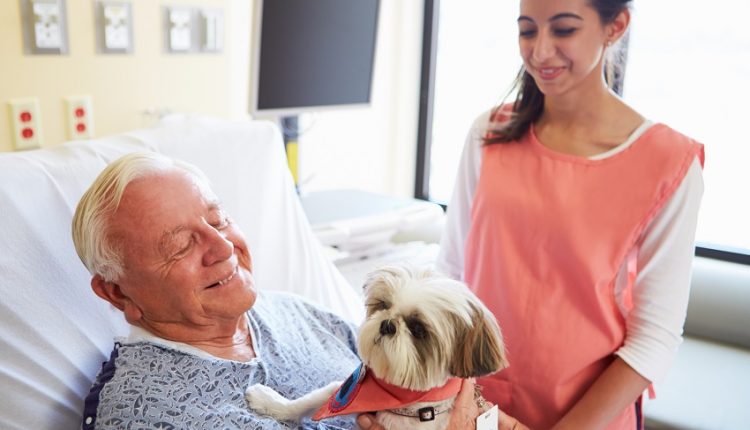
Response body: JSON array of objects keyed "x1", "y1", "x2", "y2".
[
  {"x1": 91, "y1": 275, "x2": 125, "y2": 310},
  {"x1": 91, "y1": 275, "x2": 142, "y2": 323}
]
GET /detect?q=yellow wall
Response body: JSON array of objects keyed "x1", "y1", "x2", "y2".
[{"x1": 0, "y1": 0, "x2": 234, "y2": 152}]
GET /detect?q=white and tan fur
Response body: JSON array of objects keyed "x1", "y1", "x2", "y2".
[{"x1": 246, "y1": 264, "x2": 507, "y2": 429}]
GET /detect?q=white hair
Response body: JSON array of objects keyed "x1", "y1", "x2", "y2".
[{"x1": 71, "y1": 152, "x2": 208, "y2": 282}]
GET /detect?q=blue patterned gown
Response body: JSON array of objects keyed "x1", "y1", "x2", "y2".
[{"x1": 82, "y1": 292, "x2": 361, "y2": 429}]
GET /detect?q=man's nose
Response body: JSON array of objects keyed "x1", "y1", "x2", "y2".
[
  {"x1": 379, "y1": 319, "x2": 397, "y2": 336},
  {"x1": 203, "y1": 228, "x2": 234, "y2": 266}
]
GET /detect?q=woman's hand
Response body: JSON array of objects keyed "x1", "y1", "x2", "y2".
[
  {"x1": 357, "y1": 378, "x2": 485, "y2": 430},
  {"x1": 446, "y1": 378, "x2": 482, "y2": 428}
]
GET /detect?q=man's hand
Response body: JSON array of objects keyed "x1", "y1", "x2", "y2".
[
  {"x1": 356, "y1": 378, "x2": 483, "y2": 430},
  {"x1": 355, "y1": 414, "x2": 381, "y2": 429}
]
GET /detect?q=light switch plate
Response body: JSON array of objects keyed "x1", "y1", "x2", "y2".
[
  {"x1": 8, "y1": 98, "x2": 43, "y2": 150},
  {"x1": 166, "y1": 7, "x2": 193, "y2": 52},
  {"x1": 19, "y1": 0, "x2": 69, "y2": 55},
  {"x1": 95, "y1": 0, "x2": 133, "y2": 54},
  {"x1": 199, "y1": 9, "x2": 223, "y2": 52},
  {"x1": 64, "y1": 95, "x2": 94, "y2": 140}
]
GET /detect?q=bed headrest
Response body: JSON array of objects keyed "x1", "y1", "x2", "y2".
[{"x1": 0, "y1": 115, "x2": 362, "y2": 429}]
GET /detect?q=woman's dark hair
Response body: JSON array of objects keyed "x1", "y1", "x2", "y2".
[{"x1": 486, "y1": 0, "x2": 633, "y2": 144}]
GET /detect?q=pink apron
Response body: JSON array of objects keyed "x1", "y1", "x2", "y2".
[{"x1": 465, "y1": 111, "x2": 704, "y2": 429}]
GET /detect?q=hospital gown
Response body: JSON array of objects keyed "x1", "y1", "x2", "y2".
[{"x1": 82, "y1": 292, "x2": 361, "y2": 429}]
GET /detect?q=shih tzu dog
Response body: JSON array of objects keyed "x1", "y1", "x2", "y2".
[{"x1": 245, "y1": 264, "x2": 507, "y2": 429}]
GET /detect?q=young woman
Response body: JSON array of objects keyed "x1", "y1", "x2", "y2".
[{"x1": 437, "y1": 0, "x2": 704, "y2": 429}]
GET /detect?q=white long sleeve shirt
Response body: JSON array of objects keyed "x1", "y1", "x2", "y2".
[{"x1": 437, "y1": 111, "x2": 704, "y2": 384}]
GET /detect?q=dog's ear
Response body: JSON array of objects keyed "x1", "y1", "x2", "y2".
[{"x1": 449, "y1": 302, "x2": 508, "y2": 378}]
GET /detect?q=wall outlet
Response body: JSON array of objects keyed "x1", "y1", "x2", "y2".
[
  {"x1": 103, "y1": 3, "x2": 129, "y2": 49},
  {"x1": 8, "y1": 98, "x2": 43, "y2": 150},
  {"x1": 32, "y1": 0, "x2": 63, "y2": 49},
  {"x1": 20, "y1": 0, "x2": 69, "y2": 55},
  {"x1": 95, "y1": 0, "x2": 133, "y2": 53},
  {"x1": 64, "y1": 95, "x2": 93, "y2": 140},
  {"x1": 167, "y1": 7, "x2": 193, "y2": 52}
]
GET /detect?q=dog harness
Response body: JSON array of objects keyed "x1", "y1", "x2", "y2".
[
  {"x1": 312, "y1": 364, "x2": 462, "y2": 421},
  {"x1": 465, "y1": 108, "x2": 704, "y2": 429}
]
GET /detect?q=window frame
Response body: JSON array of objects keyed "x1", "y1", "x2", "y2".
[{"x1": 414, "y1": 0, "x2": 439, "y2": 201}]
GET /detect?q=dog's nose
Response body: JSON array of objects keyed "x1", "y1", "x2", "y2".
[{"x1": 379, "y1": 319, "x2": 397, "y2": 336}]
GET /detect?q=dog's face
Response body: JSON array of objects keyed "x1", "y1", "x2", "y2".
[{"x1": 357, "y1": 265, "x2": 508, "y2": 392}]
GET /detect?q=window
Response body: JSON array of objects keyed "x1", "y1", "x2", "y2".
[
  {"x1": 426, "y1": 0, "x2": 520, "y2": 205},
  {"x1": 421, "y1": 0, "x2": 750, "y2": 259},
  {"x1": 623, "y1": 1, "x2": 750, "y2": 256}
]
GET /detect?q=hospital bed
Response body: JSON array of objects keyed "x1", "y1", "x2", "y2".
[{"x1": 0, "y1": 115, "x2": 364, "y2": 429}]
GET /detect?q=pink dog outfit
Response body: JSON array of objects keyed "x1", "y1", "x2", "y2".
[{"x1": 313, "y1": 364, "x2": 462, "y2": 422}]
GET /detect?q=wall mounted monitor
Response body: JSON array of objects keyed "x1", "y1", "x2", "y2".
[{"x1": 249, "y1": 0, "x2": 380, "y2": 117}]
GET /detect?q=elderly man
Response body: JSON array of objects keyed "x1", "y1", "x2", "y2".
[{"x1": 73, "y1": 152, "x2": 482, "y2": 429}]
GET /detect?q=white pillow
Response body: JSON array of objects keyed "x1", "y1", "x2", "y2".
[{"x1": 0, "y1": 116, "x2": 362, "y2": 430}]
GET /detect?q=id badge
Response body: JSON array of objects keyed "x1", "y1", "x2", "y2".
[{"x1": 476, "y1": 405, "x2": 499, "y2": 430}]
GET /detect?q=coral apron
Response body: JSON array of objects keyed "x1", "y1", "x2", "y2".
[{"x1": 465, "y1": 116, "x2": 704, "y2": 429}]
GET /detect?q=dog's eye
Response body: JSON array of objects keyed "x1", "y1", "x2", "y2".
[
  {"x1": 406, "y1": 319, "x2": 427, "y2": 339},
  {"x1": 366, "y1": 299, "x2": 390, "y2": 311}
]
